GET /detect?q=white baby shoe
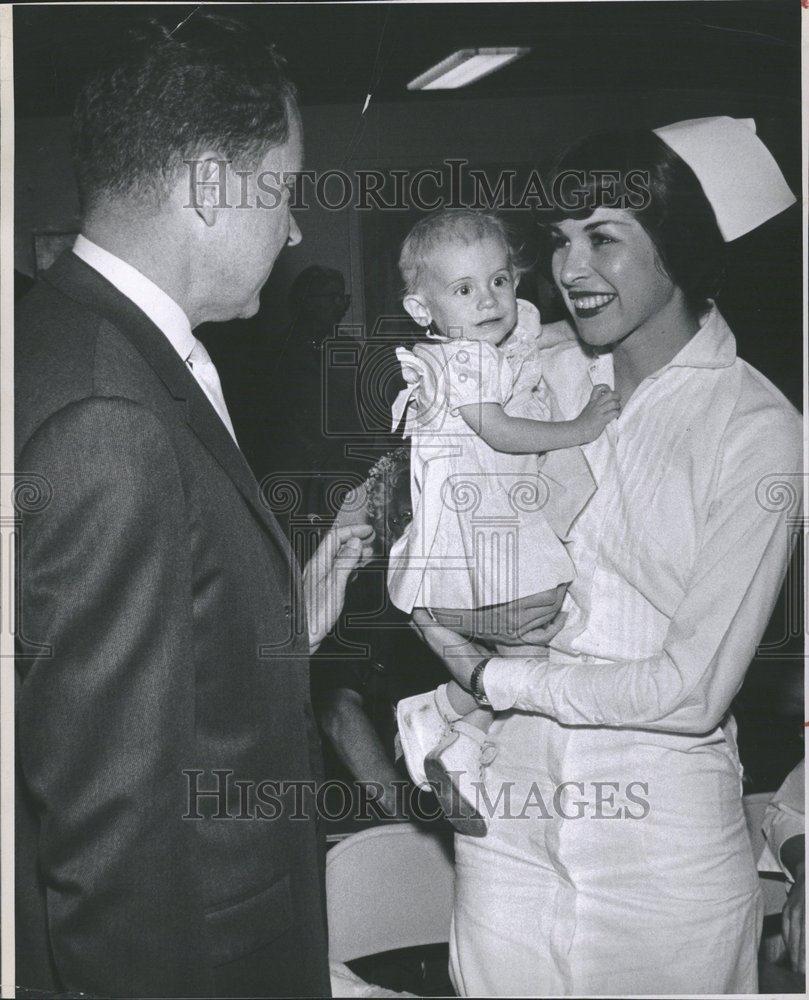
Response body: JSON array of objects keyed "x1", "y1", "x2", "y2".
[
  {"x1": 424, "y1": 720, "x2": 498, "y2": 838},
  {"x1": 396, "y1": 685, "x2": 460, "y2": 789}
]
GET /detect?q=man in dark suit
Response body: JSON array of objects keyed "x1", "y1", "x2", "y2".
[{"x1": 15, "y1": 14, "x2": 372, "y2": 998}]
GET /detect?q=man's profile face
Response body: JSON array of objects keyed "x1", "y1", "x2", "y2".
[{"x1": 214, "y1": 106, "x2": 304, "y2": 321}]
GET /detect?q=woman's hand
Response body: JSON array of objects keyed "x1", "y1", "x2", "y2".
[
  {"x1": 303, "y1": 523, "x2": 375, "y2": 653},
  {"x1": 494, "y1": 612, "x2": 567, "y2": 657},
  {"x1": 410, "y1": 609, "x2": 489, "y2": 690},
  {"x1": 427, "y1": 584, "x2": 567, "y2": 646}
]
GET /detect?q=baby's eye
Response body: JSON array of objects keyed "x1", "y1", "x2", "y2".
[
  {"x1": 493, "y1": 274, "x2": 512, "y2": 288},
  {"x1": 455, "y1": 284, "x2": 472, "y2": 296}
]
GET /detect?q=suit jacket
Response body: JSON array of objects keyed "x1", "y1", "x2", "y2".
[{"x1": 14, "y1": 251, "x2": 331, "y2": 998}]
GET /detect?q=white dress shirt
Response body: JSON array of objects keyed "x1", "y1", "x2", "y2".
[
  {"x1": 482, "y1": 304, "x2": 803, "y2": 732},
  {"x1": 72, "y1": 235, "x2": 238, "y2": 444}
]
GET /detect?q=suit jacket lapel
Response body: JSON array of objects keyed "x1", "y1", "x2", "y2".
[{"x1": 44, "y1": 251, "x2": 298, "y2": 567}]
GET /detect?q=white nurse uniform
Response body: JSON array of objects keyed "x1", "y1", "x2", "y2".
[{"x1": 450, "y1": 306, "x2": 802, "y2": 996}]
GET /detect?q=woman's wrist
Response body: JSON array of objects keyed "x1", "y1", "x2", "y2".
[{"x1": 470, "y1": 657, "x2": 492, "y2": 706}]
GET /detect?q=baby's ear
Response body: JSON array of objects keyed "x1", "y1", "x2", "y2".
[{"x1": 403, "y1": 294, "x2": 431, "y2": 328}]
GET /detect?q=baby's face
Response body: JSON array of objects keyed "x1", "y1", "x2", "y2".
[{"x1": 417, "y1": 236, "x2": 518, "y2": 346}]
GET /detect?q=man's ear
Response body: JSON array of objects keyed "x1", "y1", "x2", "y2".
[
  {"x1": 187, "y1": 154, "x2": 229, "y2": 227},
  {"x1": 403, "y1": 294, "x2": 431, "y2": 328}
]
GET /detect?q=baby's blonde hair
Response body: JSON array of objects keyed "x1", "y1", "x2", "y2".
[{"x1": 398, "y1": 208, "x2": 528, "y2": 295}]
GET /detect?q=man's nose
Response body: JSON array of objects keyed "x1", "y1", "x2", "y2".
[{"x1": 287, "y1": 212, "x2": 302, "y2": 247}]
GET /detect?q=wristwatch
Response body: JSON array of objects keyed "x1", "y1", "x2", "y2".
[{"x1": 470, "y1": 657, "x2": 492, "y2": 707}]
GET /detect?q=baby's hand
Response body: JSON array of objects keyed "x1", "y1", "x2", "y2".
[{"x1": 573, "y1": 384, "x2": 621, "y2": 443}]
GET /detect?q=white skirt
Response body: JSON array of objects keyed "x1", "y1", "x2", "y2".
[{"x1": 448, "y1": 710, "x2": 762, "y2": 996}]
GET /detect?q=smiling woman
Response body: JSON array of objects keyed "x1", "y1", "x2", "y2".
[
  {"x1": 542, "y1": 127, "x2": 725, "y2": 323},
  {"x1": 549, "y1": 208, "x2": 691, "y2": 361},
  {"x1": 404, "y1": 119, "x2": 802, "y2": 996}
]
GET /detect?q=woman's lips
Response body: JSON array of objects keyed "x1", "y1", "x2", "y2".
[{"x1": 568, "y1": 292, "x2": 616, "y2": 318}]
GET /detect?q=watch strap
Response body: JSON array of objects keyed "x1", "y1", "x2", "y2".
[{"x1": 470, "y1": 657, "x2": 492, "y2": 707}]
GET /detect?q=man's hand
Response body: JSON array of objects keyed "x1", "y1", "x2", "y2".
[
  {"x1": 303, "y1": 523, "x2": 374, "y2": 653},
  {"x1": 427, "y1": 584, "x2": 567, "y2": 646},
  {"x1": 410, "y1": 609, "x2": 490, "y2": 690},
  {"x1": 783, "y1": 862, "x2": 806, "y2": 975}
]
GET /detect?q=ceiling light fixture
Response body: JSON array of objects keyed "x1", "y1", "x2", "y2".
[{"x1": 407, "y1": 47, "x2": 530, "y2": 91}]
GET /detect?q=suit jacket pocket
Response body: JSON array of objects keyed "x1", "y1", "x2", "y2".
[{"x1": 206, "y1": 873, "x2": 292, "y2": 967}]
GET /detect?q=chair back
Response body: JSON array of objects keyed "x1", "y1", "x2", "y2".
[
  {"x1": 743, "y1": 791, "x2": 789, "y2": 917},
  {"x1": 326, "y1": 823, "x2": 455, "y2": 963}
]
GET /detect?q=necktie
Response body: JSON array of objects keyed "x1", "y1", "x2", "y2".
[{"x1": 186, "y1": 339, "x2": 239, "y2": 445}]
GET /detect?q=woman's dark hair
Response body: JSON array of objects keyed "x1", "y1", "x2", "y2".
[
  {"x1": 72, "y1": 12, "x2": 297, "y2": 212},
  {"x1": 539, "y1": 129, "x2": 725, "y2": 315}
]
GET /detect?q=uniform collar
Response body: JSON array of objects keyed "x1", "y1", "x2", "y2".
[
  {"x1": 664, "y1": 302, "x2": 737, "y2": 371},
  {"x1": 589, "y1": 301, "x2": 736, "y2": 385}
]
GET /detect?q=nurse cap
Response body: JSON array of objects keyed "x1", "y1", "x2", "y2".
[{"x1": 653, "y1": 116, "x2": 796, "y2": 242}]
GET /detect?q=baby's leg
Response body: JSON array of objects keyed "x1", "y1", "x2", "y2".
[
  {"x1": 445, "y1": 680, "x2": 494, "y2": 732},
  {"x1": 445, "y1": 678, "x2": 479, "y2": 716},
  {"x1": 460, "y1": 705, "x2": 495, "y2": 733},
  {"x1": 425, "y1": 709, "x2": 497, "y2": 838}
]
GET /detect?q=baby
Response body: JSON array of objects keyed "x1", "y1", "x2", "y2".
[{"x1": 389, "y1": 209, "x2": 620, "y2": 835}]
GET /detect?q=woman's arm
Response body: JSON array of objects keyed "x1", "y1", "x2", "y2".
[
  {"x1": 417, "y1": 403, "x2": 802, "y2": 735},
  {"x1": 483, "y1": 405, "x2": 802, "y2": 732},
  {"x1": 457, "y1": 384, "x2": 619, "y2": 453}
]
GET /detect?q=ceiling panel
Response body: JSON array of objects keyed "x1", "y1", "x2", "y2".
[{"x1": 14, "y1": 2, "x2": 800, "y2": 117}]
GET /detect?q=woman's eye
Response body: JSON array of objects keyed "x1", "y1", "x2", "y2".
[
  {"x1": 549, "y1": 232, "x2": 568, "y2": 250},
  {"x1": 591, "y1": 233, "x2": 616, "y2": 247}
]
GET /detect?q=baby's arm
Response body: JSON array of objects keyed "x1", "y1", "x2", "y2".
[
  {"x1": 457, "y1": 384, "x2": 620, "y2": 454},
  {"x1": 445, "y1": 678, "x2": 480, "y2": 715}
]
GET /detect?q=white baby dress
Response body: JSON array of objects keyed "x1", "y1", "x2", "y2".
[{"x1": 388, "y1": 300, "x2": 595, "y2": 613}]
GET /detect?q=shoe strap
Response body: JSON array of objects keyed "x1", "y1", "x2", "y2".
[{"x1": 434, "y1": 683, "x2": 464, "y2": 723}]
